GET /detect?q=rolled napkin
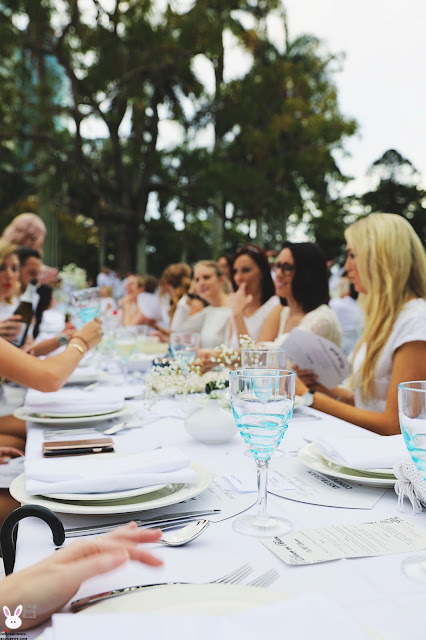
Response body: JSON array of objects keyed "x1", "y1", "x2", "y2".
[
  {"x1": 394, "y1": 458, "x2": 426, "y2": 513},
  {"x1": 25, "y1": 388, "x2": 124, "y2": 416},
  {"x1": 25, "y1": 446, "x2": 197, "y2": 495},
  {"x1": 313, "y1": 433, "x2": 406, "y2": 471}
]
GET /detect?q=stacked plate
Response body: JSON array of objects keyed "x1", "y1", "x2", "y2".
[
  {"x1": 298, "y1": 443, "x2": 396, "y2": 488},
  {"x1": 13, "y1": 404, "x2": 131, "y2": 426},
  {"x1": 10, "y1": 462, "x2": 212, "y2": 515}
]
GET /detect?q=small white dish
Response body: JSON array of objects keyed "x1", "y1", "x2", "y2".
[
  {"x1": 13, "y1": 403, "x2": 132, "y2": 426},
  {"x1": 184, "y1": 399, "x2": 238, "y2": 445}
]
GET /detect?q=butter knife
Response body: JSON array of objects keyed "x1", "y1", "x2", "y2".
[
  {"x1": 64, "y1": 510, "x2": 221, "y2": 538},
  {"x1": 71, "y1": 582, "x2": 187, "y2": 613}
]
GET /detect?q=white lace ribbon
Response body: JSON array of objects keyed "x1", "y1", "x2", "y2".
[{"x1": 394, "y1": 457, "x2": 426, "y2": 514}]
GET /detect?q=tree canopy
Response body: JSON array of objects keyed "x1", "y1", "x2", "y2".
[{"x1": 0, "y1": 0, "x2": 359, "y2": 276}]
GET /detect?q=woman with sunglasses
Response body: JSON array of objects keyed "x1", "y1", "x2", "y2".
[
  {"x1": 258, "y1": 242, "x2": 342, "y2": 346},
  {"x1": 295, "y1": 213, "x2": 426, "y2": 435}
]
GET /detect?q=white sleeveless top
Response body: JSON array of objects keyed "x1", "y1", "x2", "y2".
[
  {"x1": 229, "y1": 296, "x2": 280, "y2": 348},
  {"x1": 171, "y1": 297, "x2": 232, "y2": 349},
  {"x1": 353, "y1": 299, "x2": 426, "y2": 412}
]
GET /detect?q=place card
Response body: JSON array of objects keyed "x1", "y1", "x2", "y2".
[
  {"x1": 268, "y1": 458, "x2": 387, "y2": 509},
  {"x1": 262, "y1": 516, "x2": 426, "y2": 565},
  {"x1": 155, "y1": 475, "x2": 257, "y2": 522},
  {"x1": 224, "y1": 469, "x2": 294, "y2": 493}
]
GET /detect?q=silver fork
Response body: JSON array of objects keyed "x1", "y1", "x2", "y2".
[
  {"x1": 71, "y1": 563, "x2": 253, "y2": 613},
  {"x1": 247, "y1": 568, "x2": 279, "y2": 588}
]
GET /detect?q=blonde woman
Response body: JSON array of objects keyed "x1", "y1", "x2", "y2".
[
  {"x1": 0, "y1": 240, "x2": 23, "y2": 342},
  {"x1": 296, "y1": 213, "x2": 426, "y2": 435},
  {"x1": 171, "y1": 261, "x2": 232, "y2": 348}
]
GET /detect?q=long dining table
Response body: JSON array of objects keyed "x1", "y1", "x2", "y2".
[{"x1": 7, "y1": 378, "x2": 426, "y2": 640}]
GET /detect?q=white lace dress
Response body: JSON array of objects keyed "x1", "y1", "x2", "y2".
[{"x1": 274, "y1": 304, "x2": 343, "y2": 347}]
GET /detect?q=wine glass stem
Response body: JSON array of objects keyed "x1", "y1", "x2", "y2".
[{"x1": 255, "y1": 459, "x2": 269, "y2": 523}]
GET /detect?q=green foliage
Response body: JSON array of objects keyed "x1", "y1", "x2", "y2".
[
  {"x1": 358, "y1": 149, "x2": 426, "y2": 245},
  {"x1": 0, "y1": 0, "x2": 358, "y2": 272}
]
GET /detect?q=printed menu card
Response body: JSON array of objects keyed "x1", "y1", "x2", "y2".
[{"x1": 262, "y1": 516, "x2": 426, "y2": 565}]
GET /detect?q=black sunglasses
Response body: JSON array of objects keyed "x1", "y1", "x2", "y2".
[{"x1": 275, "y1": 262, "x2": 295, "y2": 273}]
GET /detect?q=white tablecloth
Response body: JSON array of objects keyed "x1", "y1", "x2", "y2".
[{"x1": 12, "y1": 390, "x2": 426, "y2": 640}]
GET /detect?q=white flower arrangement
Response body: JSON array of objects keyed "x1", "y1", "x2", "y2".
[
  {"x1": 145, "y1": 348, "x2": 235, "y2": 398},
  {"x1": 59, "y1": 263, "x2": 88, "y2": 291}
]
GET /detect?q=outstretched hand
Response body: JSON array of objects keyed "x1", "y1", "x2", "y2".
[
  {"x1": 0, "y1": 446, "x2": 24, "y2": 464},
  {"x1": 0, "y1": 522, "x2": 163, "y2": 629}
]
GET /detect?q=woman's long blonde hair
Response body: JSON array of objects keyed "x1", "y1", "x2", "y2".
[
  {"x1": 347, "y1": 213, "x2": 426, "y2": 402},
  {"x1": 160, "y1": 263, "x2": 192, "y2": 319},
  {"x1": 0, "y1": 239, "x2": 19, "y2": 303}
]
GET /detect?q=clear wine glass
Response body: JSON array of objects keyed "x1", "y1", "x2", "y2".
[
  {"x1": 169, "y1": 331, "x2": 200, "y2": 373},
  {"x1": 399, "y1": 380, "x2": 426, "y2": 583},
  {"x1": 241, "y1": 349, "x2": 286, "y2": 457},
  {"x1": 229, "y1": 368, "x2": 296, "y2": 537},
  {"x1": 113, "y1": 328, "x2": 137, "y2": 382},
  {"x1": 71, "y1": 287, "x2": 102, "y2": 328}
]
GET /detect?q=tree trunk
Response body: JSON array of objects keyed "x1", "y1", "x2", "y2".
[
  {"x1": 254, "y1": 216, "x2": 264, "y2": 246},
  {"x1": 211, "y1": 200, "x2": 225, "y2": 258},
  {"x1": 136, "y1": 231, "x2": 147, "y2": 274}
]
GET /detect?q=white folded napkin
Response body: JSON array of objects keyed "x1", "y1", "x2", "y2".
[
  {"x1": 394, "y1": 458, "x2": 426, "y2": 513},
  {"x1": 314, "y1": 434, "x2": 406, "y2": 471},
  {"x1": 25, "y1": 446, "x2": 197, "y2": 495},
  {"x1": 25, "y1": 388, "x2": 124, "y2": 416}
]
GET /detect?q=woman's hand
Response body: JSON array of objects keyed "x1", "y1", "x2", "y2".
[
  {"x1": 0, "y1": 522, "x2": 163, "y2": 630},
  {"x1": 294, "y1": 367, "x2": 319, "y2": 390},
  {"x1": 230, "y1": 283, "x2": 253, "y2": 318},
  {"x1": 196, "y1": 348, "x2": 217, "y2": 372},
  {"x1": 0, "y1": 316, "x2": 23, "y2": 342},
  {"x1": 73, "y1": 319, "x2": 103, "y2": 351},
  {"x1": 0, "y1": 446, "x2": 24, "y2": 464}
]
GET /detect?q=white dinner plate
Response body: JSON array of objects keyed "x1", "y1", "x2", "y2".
[
  {"x1": 10, "y1": 462, "x2": 211, "y2": 514},
  {"x1": 13, "y1": 404, "x2": 130, "y2": 426},
  {"x1": 298, "y1": 443, "x2": 396, "y2": 487},
  {"x1": 46, "y1": 482, "x2": 168, "y2": 502},
  {"x1": 318, "y1": 450, "x2": 394, "y2": 477},
  {"x1": 79, "y1": 583, "x2": 287, "y2": 615}
]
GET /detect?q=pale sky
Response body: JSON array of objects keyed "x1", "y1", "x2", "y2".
[{"x1": 280, "y1": 0, "x2": 426, "y2": 193}]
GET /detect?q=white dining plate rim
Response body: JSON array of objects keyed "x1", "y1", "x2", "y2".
[
  {"x1": 298, "y1": 443, "x2": 396, "y2": 487},
  {"x1": 10, "y1": 462, "x2": 211, "y2": 514},
  {"x1": 13, "y1": 404, "x2": 131, "y2": 425},
  {"x1": 45, "y1": 482, "x2": 168, "y2": 502},
  {"x1": 79, "y1": 583, "x2": 287, "y2": 616}
]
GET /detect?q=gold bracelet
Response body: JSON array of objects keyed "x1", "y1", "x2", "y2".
[
  {"x1": 72, "y1": 335, "x2": 90, "y2": 352},
  {"x1": 67, "y1": 342, "x2": 86, "y2": 356}
]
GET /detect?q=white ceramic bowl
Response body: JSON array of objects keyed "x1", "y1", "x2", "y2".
[{"x1": 184, "y1": 399, "x2": 238, "y2": 445}]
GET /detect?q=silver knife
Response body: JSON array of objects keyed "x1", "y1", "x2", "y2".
[
  {"x1": 71, "y1": 582, "x2": 187, "y2": 613},
  {"x1": 64, "y1": 510, "x2": 221, "y2": 537}
]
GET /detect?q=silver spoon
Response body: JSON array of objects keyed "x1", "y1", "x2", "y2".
[
  {"x1": 160, "y1": 519, "x2": 210, "y2": 547},
  {"x1": 103, "y1": 421, "x2": 128, "y2": 435}
]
